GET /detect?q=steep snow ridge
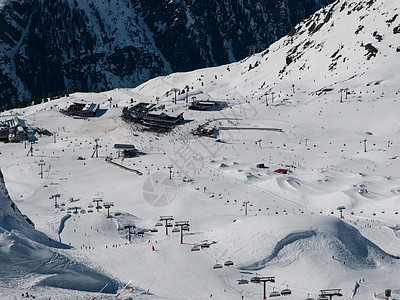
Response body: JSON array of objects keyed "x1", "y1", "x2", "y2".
[
  {"x1": 0, "y1": 170, "x2": 120, "y2": 294},
  {"x1": 133, "y1": 0, "x2": 400, "y2": 103}
]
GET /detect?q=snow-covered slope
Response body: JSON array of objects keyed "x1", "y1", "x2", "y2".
[
  {"x1": 0, "y1": 0, "x2": 399, "y2": 299},
  {"x1": 0, "y1": 170, "x2": 121, "y2": 298}
]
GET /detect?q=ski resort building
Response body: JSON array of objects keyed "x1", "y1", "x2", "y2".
[
  {"x1": 122, "y1": 103, "x2": 184, "y2": 129},
  {"x1": 113, "y1": 144, "x2": 138, "y2": 158},
  {"x1": 189, "y1": 100, "x2": 227, "y2": 111},
  {"x1": 61, "y1": 100, "x2": 99, "y2": 117},
  {"x1": 0, "y1": 116, "x2": 29, "y2": 142}
]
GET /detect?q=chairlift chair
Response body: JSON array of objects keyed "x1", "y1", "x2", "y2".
[
  {"x1": 155, "y1": 222, "x2": 163, "y2": 226},
  {"x1": 201, "y1": 243, "x2": 210, "y2": 249},
  {"x1": 317, "y1": 297, "x2": 329, "y2": 300},
  {"x1": 191, "y1": 245, "x2": 200, "y2": 251},
  {"x1": 237, "y1": 279, "x2": 249, "y2": 285},
  {"x1": 224, "y1": 260, "x2": 234, "y2": 266},
  {"x1": 213, "y1": 263, "x2": 223, "y2": 269},
  {"x1": 150, "y1": 228, "x2": 158, "y2": 233},
  {"x1": 172, "y1": 227, "x2": 180, "y2": 233},
  {"x1": 281, "y1": 286, "x2": 292, "y2": 296},
  {"x1": 270, "y1": 289, "x2": 281, "y2": 297},
  {"x1": 250, "y1": 277, "x2": 260, "y2": 283},
  {"x1": 88, "y1": 209, "x2": 93, "y2": 213},
  {"x1": 166, "y1": 223, "x2": 173, "y2": 227},
  {"x1": 182, "y1": 225, "x2": 190, "y2": 231}
]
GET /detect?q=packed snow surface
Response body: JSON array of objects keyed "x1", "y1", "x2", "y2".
[{"x1": 0, "y1": 0, "x2": 400, "y2": 298}]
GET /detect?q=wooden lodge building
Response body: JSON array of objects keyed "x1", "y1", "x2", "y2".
[{"x1": 122, "y1": 103, "x2": 184, "y2": 129}]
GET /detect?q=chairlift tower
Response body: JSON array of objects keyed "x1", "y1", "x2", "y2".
[
  {"x1": 38, "y1": 160, "x2": 45, "y2": 179},
  {"x1": 339, "y1": 89, "x2": 345, "y2": 103},
  {"x1": 49, "y1": 193, "x2": 61, "y2": 207},
  {"x1": 337, "y1": 206, "x2": 345, "y2": 219},
  {"x1": 93, "y1": 197, "x2": 103, "y2": 211},
  {"x1": 159, "y1": 215, "x2": 174, "y2": 235},
  {"x1": 319, "y1": 289, "x2": 343, "y2": 300},
  {"x1": 103, "y1": 202, "x2": 114, "y2": 218},
  {"x1": 124, "y1": 225, "x2": 135, "y2": 242},
  {"x1": 91, "y1": 138, "x2": 101, "y2": 158},
  {"x1": 70, "y1": 206, "x2": 81, "y2": 214},
  {"x1": 171, "y1": 88, "x2": 180, "y2": 104},
  {"x1": 362, "y1": 139, "x2": 367, "y2": 152},
  {"x1": 167, "y1": 166, "x2": 173, "y2": 180},
  {"x1": 185, "y1": 85, "x2": 190, "y2": 104},
  {"x1": 243, "y1": 201, "x2": 250, "y2": 216},
  {"x1": 26, "y1": 140, "x2": 35, "y2": 156},
  {"x1": 175, "y1": 221, "x2": 190, "y2": 244},
  {"x1": 250, "y1": 276, "x2": 275, "y2": 300},
  {"x1": 264, "y1": 92, "x2": 269, "y2": 106}
]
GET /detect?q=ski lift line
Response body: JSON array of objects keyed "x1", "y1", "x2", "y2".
[{"x1": 184, "y1": 226, "x2": 249, "y2": 269}]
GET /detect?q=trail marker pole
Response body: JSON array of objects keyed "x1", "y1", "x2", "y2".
[
  {"x1": 116, "y1": 280, "x2": 132, "y2": 298},
  {"x1": 92, "y1": 283, "x2": 109, "y2": 300}
]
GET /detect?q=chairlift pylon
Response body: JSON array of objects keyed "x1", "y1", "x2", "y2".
[{"x1": 150, "y1": 228, "x2": 158, "y2": 232}]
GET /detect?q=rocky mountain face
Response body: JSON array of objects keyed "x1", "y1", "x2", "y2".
[{"x1": 0, "y1": 0, "x2": 333, "y2": 104}]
